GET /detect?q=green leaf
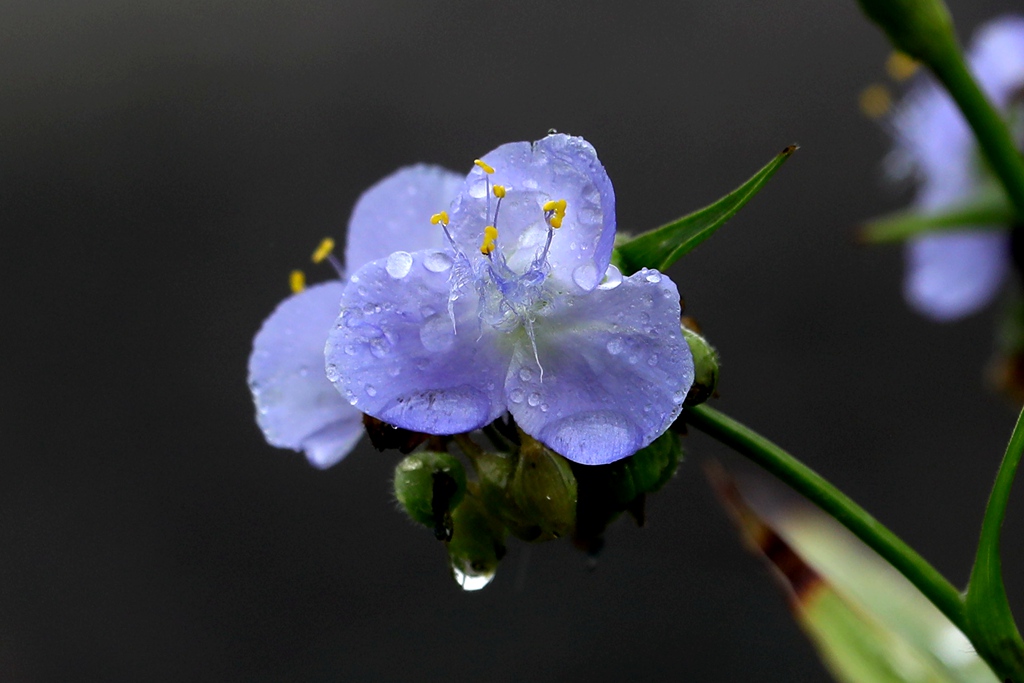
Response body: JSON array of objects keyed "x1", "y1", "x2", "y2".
[
  {"x1": 859, "y1": 185, "x2": 1011, "y2": 244},
  {"x1": 613, "y1": 146, "x2": 796, "y2": 275},
  {"x1": 712, "y1": 467, "x2": 999, "y2": 683}
]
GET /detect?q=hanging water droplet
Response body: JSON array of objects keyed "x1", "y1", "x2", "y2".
[
  {"x1": 572, "y1": 262, "x2": 599, "y2": 290},
  {"x1": 385, "y1": 251, "x2": 413, "y2": 279},
  {"x1": 598, "y1": 264, "x2": 623, "y2": 290},
  {"x1": 606, "y1": 338, "x2": 624, "y2": 355},
  {"x1": 424, "y1": 251, "x2": 454, "y2": 273},
  {"x1": 527, "y1": 392, "x2": 542, "y2": 407},
  {"x1": 509, "y1": 387, "x2": 525, "y2": 404},
  {"x1": 452, "y1": 565, "x2": 496, "y2": 591}
]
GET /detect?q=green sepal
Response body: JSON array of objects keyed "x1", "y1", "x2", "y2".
[
  {"x1": 393, "y1": 451, "x2": 467, "y2": 541},
  {"x1": 681, "y1": 326, "x2": 720, "y2": 407},
  {"x1": 859, "y1": 185, "x2": 1010, "y2": 244},
  {"x1": 613, "y1": 146, "x2": 796, "y2": 276},
  {"x1": 509, "y1": 434, "x2": 577, "y2": 541}
]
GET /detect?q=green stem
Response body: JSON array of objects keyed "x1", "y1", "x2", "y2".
[
  {"x1": 965, "y1": 406, "x2": 1024, "y2": 681},
  {"x1": 683, "y1": 404, "x2": 968, "y2": 633},
  {"x1": 929, "y1": 47, "x2": 1024, "y2": 219}
]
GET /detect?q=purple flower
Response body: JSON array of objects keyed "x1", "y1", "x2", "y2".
[
  {"x1": 248, "y1": 165, "x2": 464, "y2": 467},
  {"x1": 889, "y1": 15, "x2": 1024, "y2": 320},
  {"x1": 327, "y1": 134, "x2": 694, "y2": 465}
]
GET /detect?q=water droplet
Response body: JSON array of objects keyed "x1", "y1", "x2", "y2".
[
  {"x1": 643, "y1": 404, "x2": 652, "y2": 413},
  {"x1": 420, "y1": 314, "x2": 455, "y2": 352},
  {"x1": 366, "y1": 385, "x2": 377, "y2": 397},
  {"x1": 647, "y1": 354, "x2": 659, "y2": 366},
  {"x1": 519, "y1": 368, "x2": 533, "y2": 381},
  {"x1": 357, "y1": 286, "x2": 367, "y2": 297},
  {"x1": 572, "y1": 262, "x2": 599, "y2": 290},
  {"x1": 362, "y1": 303, "x2": 376, "y2": 315},
  {"x1": 388, "y1": 366, "x2": 401, "y2": 377},
  {"x1": 452, "y1": 565, "x2": 495, "y2": 591},
  {"x1": 606, "y1": 339, "x2": 624, "y2": 355},
  {"x1": 672, "y1": 390, "x2": 685, "y2": 404},
  {"x1": 628, "y1": 355, "x2": 639, "y2": 365},
  {"x1": 343, "y1": 344, "x2": 356, "y2": 356},
  {"x1": 509, "y1": 388, "x2": 525, "y2": 404},
  {"x1": 598, "y1": 264, "x2": 623, "y2": 290},
  {"x1": 528, "y1": 392, "x2": 542, "y2": 407},
  {"x1": 639, "y1": 312, "x2": 650, "y2": 324},
  {"x1": 645, "y1": 270, "x2": 662, "y2": 284},
  {"x1": 385, "y1": 251, "x2": 413, "y2": 278},
  {"x1": 540, "y1": 403, "x2": 549, "y2": 413},
  {"x1": 345, "y1": 390, "x2": 358, "y2": 405},
  {"x1": 423, "y1": 250, "x2": 454, "y2": 273},
  {"x1": 370, "y1": 338, "x2": 390, "y2": 359}
]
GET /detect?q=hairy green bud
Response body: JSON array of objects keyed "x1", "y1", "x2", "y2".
[
  {"x1": 509, "y1": 435, "x2": 578, "y2": 542},
  {"x1": 393, "y1": 451, "x2": 467, "y2": 541}
]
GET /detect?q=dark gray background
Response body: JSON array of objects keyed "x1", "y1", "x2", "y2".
[{"x1": 4, "y1": 0, "x2": 1024, "y2": 680}]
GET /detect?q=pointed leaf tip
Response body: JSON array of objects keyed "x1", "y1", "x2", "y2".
[{"x1": 614, "y1": 146, "x2": 796, "y2": 275}]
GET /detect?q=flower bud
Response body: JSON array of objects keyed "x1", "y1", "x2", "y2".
[
  {"x1": 854, "y1": 0, "x2": 957, "y2": 65},
  {"x1": 447, "y1": 493, "x2": 507, "y2": 591},
  {"x1": 509, "y1": 434, "x2": 578, "y2": 542},
  {"x1": 393, "y1": 451, "x2": 467, "y2": 541},
  {"x1": 681, "y1": 324, "x2": 719, "y2": 407}
]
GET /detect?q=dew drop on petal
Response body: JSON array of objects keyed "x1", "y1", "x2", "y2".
[
  {"x1": 540, "y1": 403, "x2": 549, "y2": 413},
  {"x1": 519, "y1": 368, "x2": 533, "y2": 381},
  {"x1": 606, "y1": 339, "x2": 624, "y2": 355},
  {"x1": 598, "y1": 264, "x2": 623, "y2": 290},
  {"x1": 527, "y1": 392, "x2": 542, "y2": 407},
  {"x1": 366, "y1": 385, "x2": 377, "y2": 397},
  {"x1": 420, "y1": 314, "x2": 456, "y2": 352},
  {"x1": 647, "y1": 354, "x2": 659, "y2": 366},
  {"x1": 672, "y1": 390, "x2": 685, "y2": 404},
  {"x1": 572, "y1": 262, "x2": 599, "y2": 290},
  {"x1": 385, "y1": 251, "x2": 413, "y2": 278},
  {"x1": 370, "y1": 337, "x2": 390, "y2": 359},
  {"x1": 509, "y1": 387, "x2": 525, "y2": 404},
  {"x1": 424, "y1": 251, "x2": 454, "y2": 273},
  {"x1": 388, "y1": 366, "x2": 401, "y2": 377},
  {"x1": 645, "y1": 270, "x2": 662, "y2": 284}
]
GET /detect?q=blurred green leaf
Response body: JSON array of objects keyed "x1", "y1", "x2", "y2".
[
  {"x1": 712, "y1": 467, "x2": 998, "y2": 683},
  {"x1": 613, "y1": 146, "x2": 796, "y2": 276},
  {"x1": 859, "y1": 185, "x2": 1010, "y2": 244}
]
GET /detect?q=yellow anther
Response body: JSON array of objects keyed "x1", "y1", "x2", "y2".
[
  {"x1": 859, "y1": 83, "x2": 892, "y2": 119},
  {"x1": 430, "y1": 211, "x2": 449, "y2": 225},
  {"x1": 311, "y1": 237, "x2": 335, "y2": 264},
  {"x1": 474, "y1": 159, "x2": 495, "y2": 174},
  {"x1": 542, "y1": 200, "x2": 559, "y2": 212},
  {"x1": 549, "y1": 215, "x2": 563, "y2": 229},
  {"x1": 493, "y1": 185, "x2": 506, "y2": 198},
  {"x1": 554, "y1": 199, "x2": 567, "y2": 213},
  {"x1": 289, "y1": 269, "x2": 306, "y2": 294},
  {"x1": 480, "y1": 225, "x2": 499, "y2": 255},
  {"x1": 886, "y1": 51, "x2": 919, "y2": 81}
]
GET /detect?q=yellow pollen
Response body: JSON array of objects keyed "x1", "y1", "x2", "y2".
[
  {"x1": 430, "y1": 211, "x2": 449, "y2": 225},
  {"x1": 493, "y1": 185, "x2": 506, "y2": 198},
  {"x1": 886, "y1": 51, "x2": 919, "y2": 81},
  {"x1": 549, "y1": 215, "x2": 563, "y2": 229},
  {"x1": 311, "y1": 237, "x2": 335, "y2": 264},
  {"x1": 542, "y1": 200, "x2": 559, "y2": 212},
  {"x1": 859, "y1": 84, "x2": 892, "y2": 119},
  {"x1": 480, "y1": 225, "x2": 499, "y2": 255},
  {"x1": 554, "y1": 199, "x2": 567, "y2": 213},
  {"x1": 289, "y1": 269, "x2": 306, "y2": 294},
  {"x1": 474, "y1": 159, "x2": 495, "y2": 174}
]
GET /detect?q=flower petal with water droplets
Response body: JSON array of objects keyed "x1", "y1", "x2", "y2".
[
  {"x1": 327, "y1": 251, "x2": 510, "y2": 434},
  {"x1": 504, "y1": 270, "x2": 692, "y2": 465},
  {"x1": 345, "y1": 164, "x2": 464, "y2": 271},
  {"x1": 248, "y1": 282, "x2": 363, "y2": 468},
  {"x1": 448, "y1": 134, "x2": 615, "y2": 291}
]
